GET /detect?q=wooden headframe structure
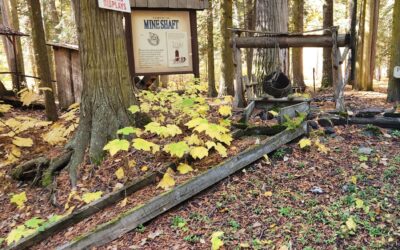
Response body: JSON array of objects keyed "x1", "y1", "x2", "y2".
[
  {"x1": 0, "y1": 26, "x2": 28, "y2": 91},
  {"x1": 232, "y1": 27, "x2": 352, "y2": 111}
]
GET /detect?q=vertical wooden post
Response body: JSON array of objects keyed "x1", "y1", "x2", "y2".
[
  {"x1": 233, "y1": 31, "x2": 246, "y2": 108},
  {"x1": 332, "y1": 27, "x2": 346, "y2": 111},
  {"x1": 349, "y1": 0, "x2": 357, "y2": 83}
]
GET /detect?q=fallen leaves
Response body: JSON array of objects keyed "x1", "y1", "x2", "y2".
[
  {"x1": 211, "y1": 231, "x2": 224, "y2": 250},
  {"x1": 12, "y1": 137, "x2": 33, "y2": 147},
  {"x1": 82, "y1": 191, "x2": 103, "y2": 204},
  {"x1": 103, "y1": 139, "x2": 130, "y2": 156},
  {"x1": 10, "y1": 192, "x2": 27, "y2": 209},
  {"x1": 157, "y1": 168, "x2": 176, "y2": 190},
  {"x1": 177, "y1": 163, "x2": 193, "y2": 174}
]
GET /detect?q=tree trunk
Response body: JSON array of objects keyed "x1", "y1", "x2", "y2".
[
  {"x1": 68, "y1": 0, "x2": 148, "y2": 187},
  {"x1": 355, "y1": 0, "x2": 380, "y2": 91},
  {"x1": 255, "y1": 0, "x2": 289, "y2": 82},
  {"x1": 0, "y1": 0, "x2": 17, "y2": 89},
  {"x1": 207, "y1": 0, "x2": 217, "y2": 97},
  {"x1": 10, "y1": 0, "x2": 25, "y2": 86},
  {"x1": 321, "y1": 0, "x2": 333, "y2": 88},
  {"x1": 387, "y1": 0, "x2": 400, "y2": 103},
  {"x1": 219, "y1": 0, "x2": 235, "y2": 96},
  {"x1": 28, "y1": 0, "x2": 58, "y2": 121},
  {"x1": 245, "y1": 0, "x2": 256, "y2": 81},
  {"x1": 291, "y1": 0, "x2": 306, "y2": 91}
]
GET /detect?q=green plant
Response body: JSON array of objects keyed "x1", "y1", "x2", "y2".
[
  {"x1": 272, "y1": 148, "x2": 286, "y2": 159},
  {"x1": 171, "y1": 216, "x2": 187, "y2": 229},
  {"x1": 228, "y1": 220, "x2": 240, "y2": 230},
  {"x1": 279, "y1": 207, "x2": 293, "y2": 217},
  {"x1": 135, "y1": 224, "x2": 146, "y2": 233},
  {"x1": 184, "y1": 234, "x2": 201, "y2": 243},
  {"x1": 391, "y1": 130, "x2": 400, "y2": 137},
  {"x1": 282, "y1": 112, "x2": 307, "y2": 130}
]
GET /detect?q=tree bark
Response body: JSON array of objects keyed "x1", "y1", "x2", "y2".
[
  {"x1": 355, "y1": 0, "x2": 380, "y2": 91},
  {"x1": 245, "y1": 0, "x2": 256, "y2": 81},
  {"x1": 255, "y1": 0, "x2": 289, "y2": 82},
  {"x1": 28, "y1": 0, "x2": 58, "y2": 121},
  {"x1": 68, "y1": 0, "x2": 147, "y2": 186},
  {"x1": 219, "y1": 0, "x2": 235, "y2": 96},
  {"x1": 291, "y1": 0, "x2": 306, "y2": 91},
  {"x1": 10, "y1": 0, "x2": 25, "y2": 86},
  {"x1": 387, "y1": 0, "x2": 400, "y2": 103},
  {"x1": 0, "y1": 0, "x2": 17, "y2": 89},
  {"x1": 321, "y1": 0, "x2": 333, "y2": 88},
  {"x1": 207, "y1": 0, "x2": 217, "y2": 97}
]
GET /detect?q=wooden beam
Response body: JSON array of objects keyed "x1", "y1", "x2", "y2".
[
  {"x1": 234, "y1": 34, "x2": 349, "y2": 48},
  {"x1": 6, "y1": 173, "x2": 159, "y2": 250},
  {"x1": 278, "y1": 102, "x2": 310, "y2": 123},
  {"x1": 331, "y1": 116, "x2": 400, "y2": 129},
  {"x1": 57, "y1": 126, "x2": 307, "y2": 250}
]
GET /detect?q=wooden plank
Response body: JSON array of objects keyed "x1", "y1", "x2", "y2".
[
  {"x1": 168, "y1": 0, "x2": 178, "y2": 8},
  {"x1": 135, "y1": 0, "x2": 148, "y2": 7},
  {"x1": 278, "y1": 102, "x2": 310, "y2": 123},
  {"x1": 148, "y1": 0, "x2": 169, "y2": 7},
  {"x1": 177, "y1": 0, "x2": 187, "y2": 8},
  {"x1": 240, "y1": 100, "x2": 255, "y2": 124},
  {"x1": 7, "y1": 173, "x2": 158, "y2": 250},
  {"x1": 57, "y1": 125, "x2": 307, "y2": 250},
  {"x1": 53, "y1": 48, "x2": 74, "y2": 110},
  {"x1": 233, "y1": 36, "x2": 245, "y2": 108},
  {"x1": 71, "y1": 51, "x2": 82, "y2": 104}
]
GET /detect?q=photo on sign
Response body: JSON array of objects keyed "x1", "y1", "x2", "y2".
[{"x1": 167, "y1": 32, "x2": 189, "y2": 68}]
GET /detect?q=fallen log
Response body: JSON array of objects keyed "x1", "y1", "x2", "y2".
[
  {"x1": 57, "y1": 125, "x2": 307, "y2": 250},
  {"x1": 278, "y1": 102, "x2": 310, "y2": 123},
  {"x1": 331, "y1": 116, "x2": 400, "y2": 129},
  {"x1": 6, "y1": 172, "x2": 159, "y2": 250}
]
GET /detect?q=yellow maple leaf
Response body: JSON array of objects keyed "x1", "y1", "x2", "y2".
[
  {"x1": 215, "y1": 143, "x2": 228, "y2": 158},
  {"x1": 218, "y1": 105, "x2": 232, "y2": 117},
  {"x1": 157, "y1": 169, "x2": 175, "y2": 190},
  {"x1": 299, "y1": 138, "x2": 311, "y2": 149},
  {"x1": 10, "y1": 192, "x2": 27, "y2": 209},
  {"x1": 12, "y1": 137, "x2": 33, "y2": 147},
  {"x1": 0, "y1": 104, "x2": 12, "y2": 113},
  {"x1": 190, "y1": 146, "x2": 209, "y2": 160},
  {"x1": 315, "y1": 139, "x2": 329, "y2": 153},
  {"x1": 264, "y1": 191, "x2": 273, "y2": 197},
  {"x1": 128, "y1": 160, "x2": 136, "y2": 168},
  {"x1": 82, "y1": 191, "x2": 103, "y2": 204},
  {"x1": 141, "y1": 165, "x2": 149, "y2": 172},
  {"x1": 184, "y1": 134, "x2": 203, "y2": 146},
  {"x1": 177, "y1": 163, "x2": 193, "y2": 174},
  {"x1": 115, "y1": 168, "x2": 125, "y2": 180},
  {"x1": 211, "y1": 231, "x2": 224, "y2": 250},
  {"x1": 43, "y1": 125, "x2": 67, "y2": 145},
  {"x1": 346, "y1": 217, "x2": 357, "y2": 231}
]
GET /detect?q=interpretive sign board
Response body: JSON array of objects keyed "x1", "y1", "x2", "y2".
[
  {"x1": 131, "y1": 10, "x2": 194, "y2": 74},
  {"x1": 98, "y1": 0, "x2": 131, "y2": 13}
]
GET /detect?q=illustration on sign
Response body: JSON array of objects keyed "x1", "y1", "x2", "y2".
[
  {"x1": 131, "y1": 10, "x2": 193, "y2": 74},
  {"x1": 98, "y1": 0, "x2": 131, "y2": 13}
]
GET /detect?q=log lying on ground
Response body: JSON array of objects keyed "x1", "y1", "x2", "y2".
[
  {"x1": 6, "y1": 172, "x2": 159, "y2": 250},
  {"x1": 330, "y1": 116, "x2": 400, "y2": 129},
  {"x1": 57, "y1": 125, "x2": 307, "y2": 250},
  {"x1": 278, "y1": 102, "x2": 310, "y2": 123}
]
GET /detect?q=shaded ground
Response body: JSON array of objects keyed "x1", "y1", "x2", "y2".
[
  {"x1": 1, "y1": 85, "x2": 399, "y2": 249},
  {"x1": 98, "y1": 125, "x2": 400, "y2": 250}
]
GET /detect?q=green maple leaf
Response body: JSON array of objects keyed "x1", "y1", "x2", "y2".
[
  {"x1": 164, "y1": 125, "x2": 182, "y2": 137},
  {"x1": 103, "y1": 139, "x2": 130, "y2": 156},
  {"x1": 190, "y1": 146, "x2": 209, "y2": 160},
  {"x1": 163, "y1": 141, "x2": 190, "y2": 158},
  {"x1": 215, "y1": 133, "x2": 233, "y2": 146},
  {"x1": 145, "y1": 122, "x2": 162, "y2": 134},
  {"x1": 24, "y1": 217, "x2": 45, "y2": 229},
  {"x1": 82, "y1": 191, "x2": 103, "y2": 204},
  {"x1": 211, "y1": 231, "x2": 224, "y2": 250},
  {"x1": 117, "y1": 127, "x2": 142, "y2": 136},
  {"x1": 6, "y1": 225, "x2": 35, "y2": 245},
  {"x1": 10, "y1": 192, "x2": 27, "y2": 209},
  {"x1": 128, "y1": 105, "x2": 140, "y2": 114},
  {"x1": 132, "y1": 138, "x2": 160, "y2": 154},
  {"x1": 203, "y1": 124, "x2": 229, "y2": 139}
]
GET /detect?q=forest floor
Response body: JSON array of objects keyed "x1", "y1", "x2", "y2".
[{"x1": 0, "y1": 84, "x2": 399, "y2": 249}]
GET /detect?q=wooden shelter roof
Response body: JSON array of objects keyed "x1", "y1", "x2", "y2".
[{"x1": 130, "y1": 0, "x2": 208, "y2": 9}]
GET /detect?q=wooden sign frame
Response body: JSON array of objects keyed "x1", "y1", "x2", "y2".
[{"x1": 124, "y1": 9, "x2": 200, "y2": 77}]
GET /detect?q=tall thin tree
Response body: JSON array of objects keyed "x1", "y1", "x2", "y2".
[
  {"x1": 387, "y1": 0, "x2": 400, "y2": 103},
  {"x1": 219, "y1": 0, "x2": 235, "y2": 96},
  {"x1": 10, "y1": 0, "x2": 25, "y2": 86},
  {"x1": 321, "y1": 0, "x2": 333, "y2": 88},
  {"x1": 292, "y1": 0, "x2": 306, "y2": 91},
  {"x1": 28, "y1": 0, "x2": 58, "y2": 121},
  {"x1": 207, "y1": 0, "x2": 217, "y2": 97}
]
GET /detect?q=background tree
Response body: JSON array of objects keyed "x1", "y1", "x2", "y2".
[
  {"x1": 10, "y1": 0, "x2": 25, "y2": 86},
  {"x1": 67, "y1": 0, "x2": 148, "y2": 186},
  {"x1": 245, "y1": 0, "x2": 256, "y2": 81},
  {"x1": 387, "y1": 0, "x2": 400, "y2": 103},
  {"x1": 28, "y1": 0, "x2": 58, "y2": 121},
  {"x1": 219, "y1": 0, "x2": 235, "y2": 96},
  {"x1": 355, "y1": 0, "x2": 380, "y2": 91},
  {"x1": 255, "y1": 0, "x2": 289, "y2": 82},
  {"x1": 207, "y1": 0, "x2": 217, "y2": 97},
  {"x1": 321, "y1": 0, "x2": 333, "y2": 88},
  {"x1": 292, "y1": 0, "x2": 306, "y2": 91}
]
